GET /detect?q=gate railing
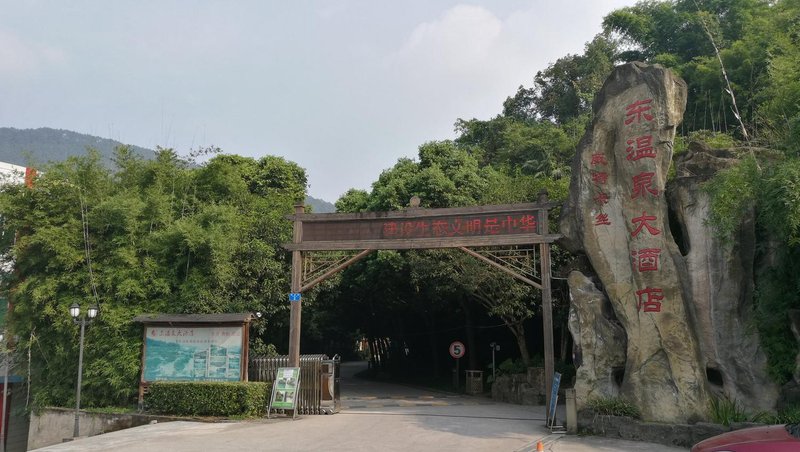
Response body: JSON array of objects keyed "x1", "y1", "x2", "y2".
[{"x1": 250, "y1": 354, "x2": 340, "y2": 415}]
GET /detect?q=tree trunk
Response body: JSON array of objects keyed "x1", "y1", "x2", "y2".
[{"x1": 510, "y1": 323, "x2": 531, "y2": 367}]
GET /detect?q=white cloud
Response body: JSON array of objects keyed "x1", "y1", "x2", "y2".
[
  {"x1": 0, "y1": 28, "x2": 66, "y2": 80},
  {"x1": 394, "y1": 5, "x2": 504, "y2": 74}
]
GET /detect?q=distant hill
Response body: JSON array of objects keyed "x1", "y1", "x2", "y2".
[
  {"x1": 0, "y1": 127, "x2": 334, "y2": 210},
  {"x1": 0, "y1": 127, "x2": 155, "y2": 167},
  {"x1": 306, "y1": 196, "x2": 335, "y2": 213}
]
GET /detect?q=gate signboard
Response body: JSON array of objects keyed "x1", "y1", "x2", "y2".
[
  {"x1": 268, "y1": 367, "x2": 301, "y2": 419},
  {"x1": 285, "y1": 203, "x2": 558, "y2": 252}
]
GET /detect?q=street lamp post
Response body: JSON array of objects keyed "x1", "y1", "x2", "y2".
[
  {"x1": 489, "y1": 342, "x2": 500, "y2": 382},
  {"x1": 70, "y1": 303, "x2": 99, "y2": 439}
]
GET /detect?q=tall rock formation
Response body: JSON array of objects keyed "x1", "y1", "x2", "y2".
[
  {"x1": 667, "y1": 142, "x2": 779, "y2": 412},
  {"x1": 561, "y1": 62, "x2": 710, "y2": 423}
]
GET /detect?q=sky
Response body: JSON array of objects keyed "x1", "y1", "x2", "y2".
[{"x1": 0, "y1": 1, "x2": 638, "y2": 202}]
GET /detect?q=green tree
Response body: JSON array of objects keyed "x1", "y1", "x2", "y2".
[{"x1": 0, "y1": 148, "x2": 306, "y2": 407}]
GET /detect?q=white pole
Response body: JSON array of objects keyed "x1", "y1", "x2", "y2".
[{"x1": 0, "y1": 336, "x2": 7, "y2": 452}]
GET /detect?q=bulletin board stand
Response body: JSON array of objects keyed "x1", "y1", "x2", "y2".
[{"x1": 267, "y1": 367, "x2": 301, "y2": 420}]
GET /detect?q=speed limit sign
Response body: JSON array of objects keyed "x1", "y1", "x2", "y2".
[{"x1": 449, "y1": 341, "x2": 465, "y2": 359}]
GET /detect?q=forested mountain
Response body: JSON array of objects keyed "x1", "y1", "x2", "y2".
[
  {"x1": 0, "y1": 127, "x2": 155, "y2": 167},
  {"x1": 0, "y1": 127, "x2": 334, "y2": 209}
]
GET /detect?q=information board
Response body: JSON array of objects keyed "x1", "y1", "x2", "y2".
[
  {"x1": 268, "y1": 367, "x2": 301, "y2": 418},
  {"x1": 142, "y1": 325, "x2": 243, "y2": 382}
]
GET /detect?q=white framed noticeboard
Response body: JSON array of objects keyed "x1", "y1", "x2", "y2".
[{"x1": 268, "y1": 367, "x2": 301, "y2": 419}]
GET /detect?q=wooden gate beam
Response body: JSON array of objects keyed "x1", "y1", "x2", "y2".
[
  {"x1": 301, "y1": 249, "x2": 375, "y2": 292},
  {"x1": 458, "y1": 247, "x2": 542, "y2": 290}
]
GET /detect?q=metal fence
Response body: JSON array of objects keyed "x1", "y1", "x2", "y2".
[{"x1": 250, "y1": 354, "x2": 340, "y2": 415}]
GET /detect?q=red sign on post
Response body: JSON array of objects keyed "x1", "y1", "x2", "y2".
[{"x1": 449, "y1": 341, "x2": 465, "y2": 359}]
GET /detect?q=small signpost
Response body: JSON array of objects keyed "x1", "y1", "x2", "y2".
[
  {"x1": 547, "y1": 371, "x2": 565, "y2": 431},
  {"x1": 449, "y1": 341, "x2": 465, "y2": 389},
  {"x1": 268, "y1": 367, "x2": 301, "y2": 419}
]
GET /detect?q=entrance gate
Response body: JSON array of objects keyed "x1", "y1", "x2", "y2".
[{"x1": 282, "y1": 191, "x2": 561, "y2": 414}]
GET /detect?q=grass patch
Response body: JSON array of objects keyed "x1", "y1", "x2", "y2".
[{"x1": 587, "y1": 397, "x2": 641, "y2": 418}]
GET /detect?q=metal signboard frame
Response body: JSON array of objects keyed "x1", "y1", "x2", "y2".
[{"x1": 267, "y1": 367, "x2": 301, "y2": 419}]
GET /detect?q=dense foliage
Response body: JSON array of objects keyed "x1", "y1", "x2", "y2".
[
  {"x1": 0, "y1": 147, "x2": 305, "y2": 408},
  {"x1": 145, "y1": 381, "x2": 270, "y2": 417}
]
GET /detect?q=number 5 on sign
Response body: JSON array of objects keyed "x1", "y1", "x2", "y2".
[{"x1": 449, "y1": 341, "x2": 465, "y2": 359}]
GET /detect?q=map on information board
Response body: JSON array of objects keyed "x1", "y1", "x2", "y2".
[{"x1": 143, "y1": 326, "x2": 243, "y2": 382}]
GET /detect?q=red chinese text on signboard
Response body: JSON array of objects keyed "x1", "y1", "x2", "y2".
[{"x1": 382, "y1": 214, "x2": 537, "y2": 239}]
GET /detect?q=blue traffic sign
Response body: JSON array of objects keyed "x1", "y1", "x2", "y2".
[{"x1": 289, "y1": 293, "x2": 302, "y2": 302}]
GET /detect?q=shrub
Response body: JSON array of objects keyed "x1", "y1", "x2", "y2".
[
  {"x1": 497, "y1": 357, "x2": 534, "y2": 376},
  {"x1": 587, "y1": 396, "x2": 641, "y2": 418},
  {"x1": 709, "y1": 395, "x2": 749, "y2": 426},
  {"x1": 145, "y1": 381, "x2": 270, "y2": 417}
]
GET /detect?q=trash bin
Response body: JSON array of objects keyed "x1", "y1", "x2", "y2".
[{"x1": 465, "y1": 370, "x2": 483, "y2": 395}]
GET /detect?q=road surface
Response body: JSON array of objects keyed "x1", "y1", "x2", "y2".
[{"x1": 34, "y1": 361, "x2": 687, "y2": 451}]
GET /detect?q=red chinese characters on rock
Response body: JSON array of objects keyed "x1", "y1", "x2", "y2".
[
  {"x1": 626, "y1": 135, "x2": 656, "y2": 161},
  {"x1": 591, "y1": 153, "x2": 608, "y2": 166},
  {"x1": 631, "y1": 248, "x2": 661, "y2": 272},
  {"x1": 382, "y1": 214, "x2": 538, "y2": 239},
  {"x1": 622, "y1": 98, "x2": 667, "y2": 313},
  {"x1": 589, "y1": 148, "x2": 612, "y2": 227},
  {"x1": 631, "y1": 211, "x2": 661, "y2": 238},
  {"x1": 594, "y1": 213, "x2": 611, "y2": 226},
  {"x1": 624, "y1": 98, "x2": 654, "y2": 125},
  {"x1": 636, "y1": 287, "x2": 664, "y2": 312},
  {"x1": 591, "y1": 171, "x2": 609, "y2": 185},
  {"x1": 632, "y1": 172, "x2": 659, "y2": 199}
]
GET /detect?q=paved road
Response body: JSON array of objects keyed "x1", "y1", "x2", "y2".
[{"x1": 35, "y1": 362, "x2": 688, "y2": 451}]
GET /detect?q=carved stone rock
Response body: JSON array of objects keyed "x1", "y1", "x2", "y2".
[{"x1": 561, "y1": 62, "x2": 710, "y2": 422}]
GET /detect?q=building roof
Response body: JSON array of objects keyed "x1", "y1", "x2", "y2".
[{"x1": 132, "y1": 313, "x2": 255, "y2": 324}]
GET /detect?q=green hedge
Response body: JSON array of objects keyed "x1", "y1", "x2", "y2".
[{"x1": 145, "y1": 381, "x2": 271, "y2": 417}]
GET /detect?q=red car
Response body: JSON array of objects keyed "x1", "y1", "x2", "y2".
[{"x1": 692, "y1": 423, "x2": 800, "y2": 451}]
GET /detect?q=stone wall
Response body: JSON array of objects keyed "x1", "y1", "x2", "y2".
[
  {"x1": 490, "y1": 368, "x2": 546, "y2": 405},
  {"x1": 28, "y1": 407, "x2": 180, "y2": 450}
]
